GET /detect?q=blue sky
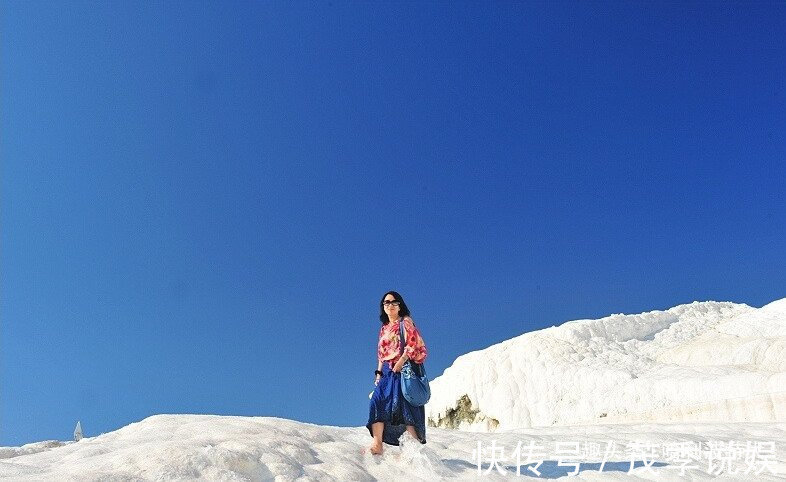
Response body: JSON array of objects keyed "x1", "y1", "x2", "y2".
[{"x1": 2, "y1": 1, "x2": 784, "y2": 446}]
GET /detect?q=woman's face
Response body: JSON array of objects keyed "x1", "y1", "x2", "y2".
[{"x1": 383, "y1": 294, "x2": 401, "y2": 320}]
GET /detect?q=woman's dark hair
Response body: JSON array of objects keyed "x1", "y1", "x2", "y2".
[{"x1": 379, "y1": 290, "x2": 411, "y2": 324}]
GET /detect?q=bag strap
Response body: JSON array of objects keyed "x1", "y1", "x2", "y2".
[
  {"x1": 399, "y1": 317, "x2": 425, "y2": 375},
  {"x1": 398, "y1": 317, "x2": 405, "y2": 356}
]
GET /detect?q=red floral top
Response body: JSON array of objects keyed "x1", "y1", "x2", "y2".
[{"x1": 378, "y1": 316, "x2": 427, "y2": 369}]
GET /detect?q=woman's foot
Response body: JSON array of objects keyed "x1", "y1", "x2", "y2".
[{"x1": 369, "y1": 441, "x2": 383, "y2": 455}]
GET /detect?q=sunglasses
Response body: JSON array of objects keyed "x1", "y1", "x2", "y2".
[{"x1": 382, "y1": 300, "x2": 401, "y2": 307}]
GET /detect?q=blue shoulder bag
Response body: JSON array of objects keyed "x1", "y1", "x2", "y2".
[{"x1": 398, "y1": 318, "x2": 431, "y2": 406}]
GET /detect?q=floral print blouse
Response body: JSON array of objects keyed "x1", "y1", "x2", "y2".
[{"x1": 378, "y1": 316, "x2": 427, "y2": 368}]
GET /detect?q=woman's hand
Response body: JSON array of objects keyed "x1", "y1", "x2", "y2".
[
  {"x1": 393, "y1": 354, "x2": 408, "y2": 373},
  {"x1": 374, "y1": 374, "x2": 381, "y2": 385}
]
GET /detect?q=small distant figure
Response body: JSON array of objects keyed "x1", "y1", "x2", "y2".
[{"x1": 74, "y1": 421, "x2": 83, "y2": 442}]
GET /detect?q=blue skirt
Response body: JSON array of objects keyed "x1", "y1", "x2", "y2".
[{"x1": 366, "y1": 363, "x2": 426, "y2": 446}]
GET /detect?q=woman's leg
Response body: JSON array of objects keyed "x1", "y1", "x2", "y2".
[
  {"x1": 370, "y1": 422, "x2": 384, "y2": 454},
  {"x1": 405, "y1": 425, "x2": 419, "y2": 441}
]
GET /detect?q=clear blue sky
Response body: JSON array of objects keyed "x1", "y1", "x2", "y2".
[{"x1": 2, "y1": 1, "x2": 784, "y2": 446}]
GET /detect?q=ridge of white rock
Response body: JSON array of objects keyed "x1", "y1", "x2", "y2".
[
  {"x1": 426, "y1": 298, "x2": 786, "y2": 431},
  {"x1": 3, "y1": 414, "x2": 785, "y2": 480}
]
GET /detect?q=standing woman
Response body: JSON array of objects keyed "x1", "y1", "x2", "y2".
[{"x1": 367, "y1": 291, "x2": 428, "y2": 455}]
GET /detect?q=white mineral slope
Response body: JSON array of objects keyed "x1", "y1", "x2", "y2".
[
  {"x1": 426, "y1": 298, "x2": 786, "y2": 432},
  {"x1": 1, "y1": 414, "x2": 784, "y2": 480}
]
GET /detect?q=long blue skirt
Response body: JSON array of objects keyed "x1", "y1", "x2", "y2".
[{"x1": 366, "y1": 363, "x2": 427, "y2": 446}]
